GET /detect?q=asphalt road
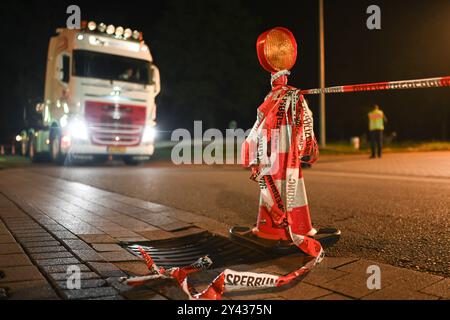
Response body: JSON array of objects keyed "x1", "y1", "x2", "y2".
[{"x1": 25, "y1": 151, "x2": 450, "y2": 277}]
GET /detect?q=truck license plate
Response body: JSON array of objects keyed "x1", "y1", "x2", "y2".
[{"x1": 108, "y1": 146, "x2": 127, "y2": 154}]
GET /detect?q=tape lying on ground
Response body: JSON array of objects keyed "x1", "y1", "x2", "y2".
[
  {"x1": 121, "y1": 233, "x2": 324, "y2": 300},
  {"x1": 300, "y1": 75, "x2": 450, "y2": 95}
]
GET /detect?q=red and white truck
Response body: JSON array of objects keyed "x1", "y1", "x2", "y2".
[{"x1": 22, "y1": 21, "x2": 160, "y2": 165}]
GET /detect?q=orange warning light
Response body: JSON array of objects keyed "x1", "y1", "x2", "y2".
[{"x1": 257, "y1": 27, "x2": 297, "y2": 73}]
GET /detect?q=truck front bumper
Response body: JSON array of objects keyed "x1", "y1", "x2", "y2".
[{"x1": 63, "y1": 139, "x2": 155, "y2": 158}]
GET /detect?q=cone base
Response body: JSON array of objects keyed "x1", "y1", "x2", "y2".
[{"x1": 229, "y1": 226, "x2": 341, "y2": 255}]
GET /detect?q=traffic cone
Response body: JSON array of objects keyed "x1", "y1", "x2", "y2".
[
  {"x1": 230, "y1": 26, "x2": 340, "y2": 252},
  {"x1": 252, "y1": 175, "x2": 315, "y2": 241},
  {"x1": 252, "y1": 206, "x2": 290, "y2": 241}
]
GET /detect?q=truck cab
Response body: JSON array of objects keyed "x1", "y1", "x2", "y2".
[{"x1": 28, "y1": 21, "x2": 160, "y2": 165}]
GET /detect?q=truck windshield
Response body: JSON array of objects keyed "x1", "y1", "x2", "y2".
[{"x1": 73, "y1": 50, "x2": 152, "y2": 85}]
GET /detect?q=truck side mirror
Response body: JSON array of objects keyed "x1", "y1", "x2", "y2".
[
  {"x1": 62, "y1": 55, "x2": 70, "y2": 83},
  {"x1": 56, "y1": 55, "x2": 70, "y2": 84},
  {"x1": 151, "y1": 65, "x2": 161, "y2": 96}
]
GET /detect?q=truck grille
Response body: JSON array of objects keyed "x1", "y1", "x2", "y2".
[
  {"x1": 85, "y1": 101, "x2": 146, "y2": 147},
  {"x1": 89, "y1": 123, "x2": 144, "y2": 146}
]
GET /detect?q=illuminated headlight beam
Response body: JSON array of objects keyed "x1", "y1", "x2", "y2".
[
  {"x1": 67, "y1": 118, "x2": 89, "y2": 141},
  {"x1": 142, "y1": 126, "x2": 157, "y2": 143}
]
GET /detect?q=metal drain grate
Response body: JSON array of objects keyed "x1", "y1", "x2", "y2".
[{"x1": 125, "y1": 232, "x2": 274, "y2": 269}]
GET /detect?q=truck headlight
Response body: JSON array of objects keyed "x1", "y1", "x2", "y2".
[
  {"x1": 142, "y1": 126, "x2": 156, "y2": 143},
  {"x1": 68, "y1": 119, "x2": 89, "y2": 141}
]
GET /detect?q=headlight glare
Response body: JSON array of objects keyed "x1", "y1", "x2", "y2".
[
  {"x1": 142, "y1": 126, "x2": 156, "y2": 143},
  {"x1": 68, "y1": 119, "x2": 89, "y2": 140}
]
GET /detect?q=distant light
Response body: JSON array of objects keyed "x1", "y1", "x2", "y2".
[
  {"x1": 61, "y1": 135, "x2": 71, "y2": 148},
  {"x1": 77, "y1": 34, "x2": 84, "y2": 41},
  {"x1": 115, "y1": 26, "x2": 124, "y2": 37},
  {"x1": 15, "y1": 135, "x2": 22, "y2": 142},
  {"x1": 115, "y1": 136, "x2": 120, "y2": 142},
  {"x1": 132, "y1": 30, "x2": 140, "y2": 40},
  {"x1": 88, "y1": 21, "x2": 97, "y2": 31},
  {"x1": 98, "y1": 23, "x2": 106, "y2": 32},
  {"x1": 124, "y1": 28, "x2": 132, "y2": 39},
  {"x1": 106, "y1": 25, "x2": 115, "y2": 35},
  {"x1": 60, "y1": 114, "x2": 68, "y2": 128}
]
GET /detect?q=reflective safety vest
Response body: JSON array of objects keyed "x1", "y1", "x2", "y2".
[{"x1": 368, "y1": 109, "x2": 384, "y2": 131}]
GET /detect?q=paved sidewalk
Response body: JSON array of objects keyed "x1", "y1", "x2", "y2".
[{"x1": 0, "y1": 169, "x2": 448, "y2": 300}]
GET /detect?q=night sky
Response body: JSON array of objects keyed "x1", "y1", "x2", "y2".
[{"x1": 0, "y1": 0, "x2": 449, "y2": 144}]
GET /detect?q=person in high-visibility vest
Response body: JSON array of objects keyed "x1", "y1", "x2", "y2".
[{"x1": 368, "y1": 104, "x2": 387, "y2": 158}]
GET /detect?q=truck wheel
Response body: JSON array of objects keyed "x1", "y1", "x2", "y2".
[
  {"x1": 123, "y1": 157, "x2": 142, "y2": 166},
  {"x1": 50, "y1": 130, "x2": 65, "y2": 165},
  {"x1": 29, "y1": 135, "x2": 45, "y2": 163},
  {"x1": 29, "y1": 136, "x2": 36, "y2": 161},
  {"x1": 21, "y1": 139, "x2": 28, "y2": 156}
]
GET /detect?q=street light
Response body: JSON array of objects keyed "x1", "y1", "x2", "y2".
[{"x1": 319, "y1": 0, "x2": 326, "y2": 147}]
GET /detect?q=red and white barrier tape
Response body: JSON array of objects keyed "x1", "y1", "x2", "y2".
[
  {"x1": 122, "y1": 78, "x2": 326, "y2": 300},
  {"x1": 300, "y1": 75, "x2": 450, "y2": 95},
  {"x1": 121, "y1": 238, "x2": 323, "y2": 300}
]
